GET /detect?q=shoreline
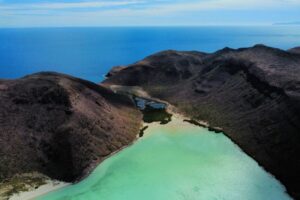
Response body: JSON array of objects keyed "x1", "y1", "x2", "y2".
[
  {"x1": 166, "y1": 104, "x2": 294, "y2": 199},
  {"x1": 9, "y1": 180, "x2": 69, "y2": 200},
  {"x1": 9, "y1": 97, "x2": 172, "y2": 200},
  {"x1": 7, "y1": 96, "x2": 292, "y2": 200},
  {"x1": 10, "y1": 122, "x2": 147, "y2": 200}
]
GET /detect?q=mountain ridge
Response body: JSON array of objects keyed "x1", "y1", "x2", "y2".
[{"x1": 104, "y1": 44, "x2": 300, "y2": 198}]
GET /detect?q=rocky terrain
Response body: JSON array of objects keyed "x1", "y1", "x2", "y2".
[
  {"x1": 289, "y1": 47, "x2": 300, "y2": 54},
  {"x1": 0, "y1": 72, "x2": 142, "y2": 185},
  {"x1": 104, "y1": 44, "x2": 300, "y2": 198}
]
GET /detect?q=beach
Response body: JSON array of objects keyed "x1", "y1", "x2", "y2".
[{"x1": 9, "y1": 180, "x2": 68, "y2": 200}]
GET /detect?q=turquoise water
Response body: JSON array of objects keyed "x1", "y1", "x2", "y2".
[
  {"x1": 37, "y1": 118, "x2": 291, "y2": 200},
  {"x1": 1, "y1": 26, "x2": 300, "y2": 82}
]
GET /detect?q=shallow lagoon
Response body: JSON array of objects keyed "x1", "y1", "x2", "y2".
[{"x1": 37, "y1": 117, "x2": 291, "y2": 200}]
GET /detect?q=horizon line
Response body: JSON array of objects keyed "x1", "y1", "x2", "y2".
[{"x1": 1, "y1": 24, "x2": 300, "y2": 29}]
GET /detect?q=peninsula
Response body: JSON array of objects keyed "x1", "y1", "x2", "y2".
[{"x1": 0, "y1": 45, "x2": 299, "y2": 199}]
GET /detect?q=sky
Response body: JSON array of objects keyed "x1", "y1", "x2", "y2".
[{"x1": 0, "y1": 0, "x2": 300, "y2": 27}]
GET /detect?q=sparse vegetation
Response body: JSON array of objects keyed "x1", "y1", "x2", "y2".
[
  {"x1": 141, "y1": 106, "x2": 172, "y2": 124},
  {"x1": 0, "y1": 173, "x2": 48, "y2": 200}
]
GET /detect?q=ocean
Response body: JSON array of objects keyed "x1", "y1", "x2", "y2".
[{"x1": 0, "y1": 26, "x2": 299, "y2": 82}]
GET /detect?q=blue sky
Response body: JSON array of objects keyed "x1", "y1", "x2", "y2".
[{"x1": 0, "y1": 0, "x2": 300, "y2": 27}]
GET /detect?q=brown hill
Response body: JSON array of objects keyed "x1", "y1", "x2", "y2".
[
  {"x1": 104, "y1": 45, "x2": 300, "y2": 198},
  {"x1": 289, "y1": 46, "x2": 300, "y2": 54},
  {"x1": 0, "y1": 72, "x2": 142, "y2": 182}
]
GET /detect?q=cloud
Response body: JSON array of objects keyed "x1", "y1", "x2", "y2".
[
  {"x1": 1, "y1": 0, "x2": 299, "y2": 14},
  {"x1": 0, "y1": 0, "x2": 143, "y2": 10},
  {"x1": 0, "y1": 0, "x2": 300, "y2": 26},
  {"x1": 140, "y1": 0, "x2": 300, "y2": 15}
]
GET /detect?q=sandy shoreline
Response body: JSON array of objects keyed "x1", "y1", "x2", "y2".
[
  {"x1": 6, "y1": 97, "x2": 194, "y2": 200},
  {"x1": 8, "y1": 125, "x2": 147, "y2": 200},
  {"x1": 9, "y1": 180, "x2": 69, "y2": 200},
  {"x1": 7, "y1": 115, "x2": 182, "y2": 200}
]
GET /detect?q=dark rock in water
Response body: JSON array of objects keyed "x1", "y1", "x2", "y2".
[
  {"x1": 184, "y1": 119, "x2": 223, "y2": 133},
  {"x1": 183, "y1": 119, "x2": 208, "y2": 128},
  {"x1": 139, "y1": 126, "x2": 149, "y2": 137},
  {"x1": 0, "y1": 72, "x2": 142, "y2": 182},
  {"x1": 104, "y1": 45, "x2": 300, "y2": 198}
]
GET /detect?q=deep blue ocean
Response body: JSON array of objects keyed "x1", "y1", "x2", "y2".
[{"x1": 0, "y1": 26, "x2": 299, "y2": 82}]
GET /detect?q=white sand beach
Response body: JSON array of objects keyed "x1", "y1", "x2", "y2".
[{"x1": 9, "y1": 181, "x2": 69, "y2": 200}]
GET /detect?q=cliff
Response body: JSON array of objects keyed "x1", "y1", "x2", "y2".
[
  {"x1": 104, "y1": 45, "x2": 300, "y2": 198},
  {"x1": 0, "y1": 72, "x2": 142, "y2": 183}
]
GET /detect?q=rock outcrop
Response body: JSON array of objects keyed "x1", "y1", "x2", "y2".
[
  {"x1": 104, "y1": 45, "x2": 300, "y2": 198},
  {"x1": 0, "y1": 72, "x2": 142, "y2": 182},
  {"x1": 105, "y1": 66, "x2": 126, "y2": 77},
  {"x1": 289, "y1": 46, "x2": 300, "y2": 54}
]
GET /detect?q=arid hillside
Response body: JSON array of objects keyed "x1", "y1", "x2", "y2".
[
  {"x1": 104, "y1": 45, "x2": 300, "y2": 198},
  {"x1": 0, "y1": 72, "x2": 142, "y2": 182}
]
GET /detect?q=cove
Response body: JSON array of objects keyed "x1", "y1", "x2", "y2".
[{"x1": 36, "y1": 117, "x2": 291, "y2": 200}]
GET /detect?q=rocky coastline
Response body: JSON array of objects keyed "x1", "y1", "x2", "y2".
[
  {"x1": 104, "y1": 44, "x2": 300, "y2": 198},
  {"x1": 0, "y1": 44, "x2": 300, "y2": 199},
  {"x1": 0, "y1": 72, "x2": 143, "y2": 199}
]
